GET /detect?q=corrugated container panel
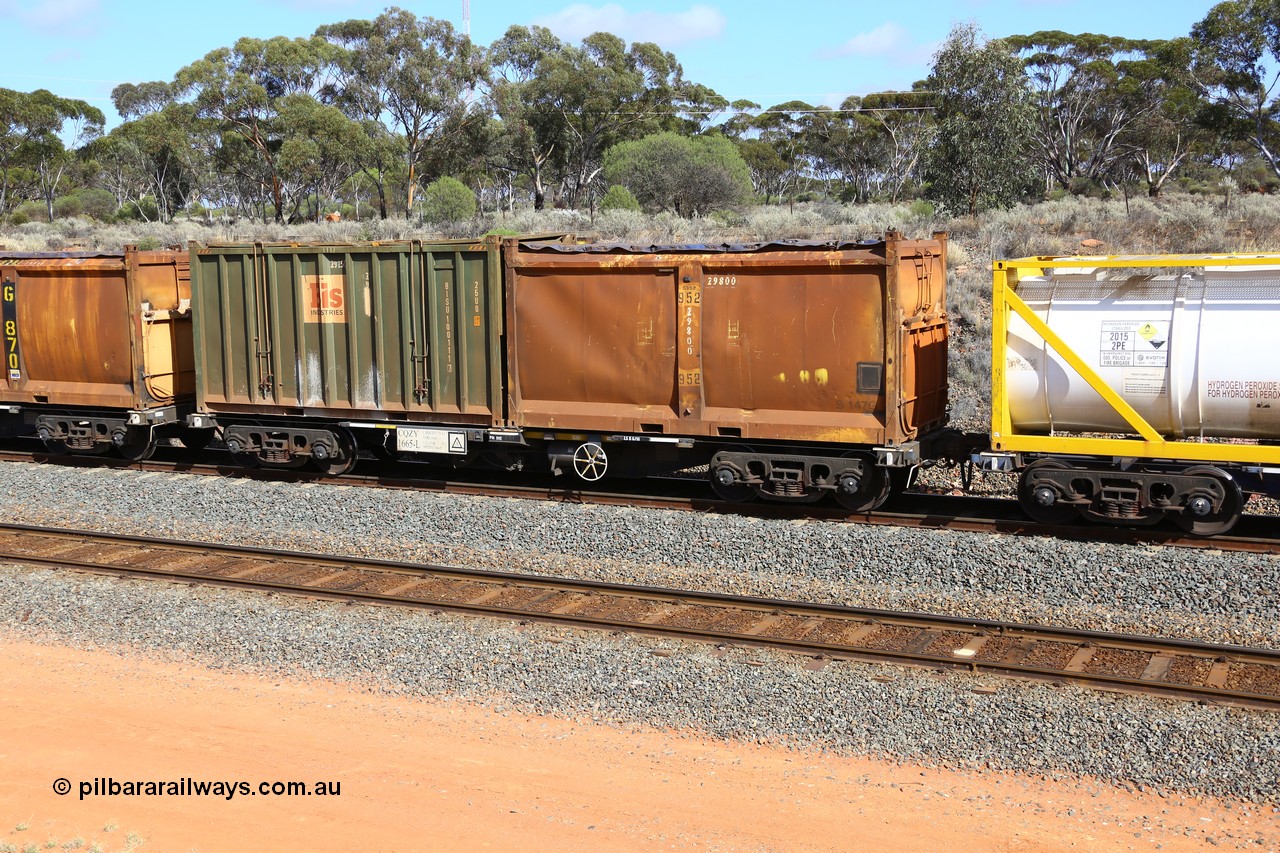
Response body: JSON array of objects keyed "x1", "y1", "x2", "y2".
[
  {"x1": 191, "y1": 240, "x2": 504, "y2": 423},
  {"x1": 0, "y1": 249, "x2": 193, "y2": 410},
  {"x1": 504, "y1": 233, "x2": 949, "y2": 445}
]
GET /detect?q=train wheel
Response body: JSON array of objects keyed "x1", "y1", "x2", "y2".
[
  {"x1": 1173, "y1": 466, "x2": 1243, "y2": 537},
  {"x1": 38, "y1": 439, "x2": 68, "y2": 456},
  {"x1": 709, "y1": 445, "x2": 757, "y2": 503},
  {"x1": 834, "y1": 452, "x2": 891, "y2": 512},
  {"x1": 571, "y1": 442, "x2": 608, "y2": 482},
  {"x1": 313, "y1": 428, "x2": 359, "y2": 476},
  {"x1": 113, "y1": 428, "x2": 156, "y2": 462},
  {"x1": 178, "y1": 427, "x2": 216, "y2": 451},
  {"x1": 1017, "y1": 460, "x2": 1079, "y2": 524},
  {"x1": 223, "y1": 430, "x2": 260, "y2": 468}
]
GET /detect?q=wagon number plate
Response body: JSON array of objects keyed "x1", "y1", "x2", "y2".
[
  {"x1": 2, "y1": 279, "x2": 19, "y2": 382},
  {"x1": 397, "y1": 426, "x2": 467, "y2": 454}
]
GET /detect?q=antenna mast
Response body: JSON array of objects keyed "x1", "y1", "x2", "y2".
[{"x1": 462, "y1": 0, "x2": 470, "y2": 37}]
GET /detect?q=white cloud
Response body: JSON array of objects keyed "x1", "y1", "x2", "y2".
[
  {"x1": 820, "y1": 22, "x2": 938, "y2": 67},
  {"x1": 830, "y1": 22, "x2": 911, "y2": 58},
  {"x1": 2, "y1": 0, "x2": 100, "y2": 32},
  {"x1": 533, "y1": 3, "x2": 726, "y2": 47}
]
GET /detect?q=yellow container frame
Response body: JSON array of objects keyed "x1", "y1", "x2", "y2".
[{"x1": 991, "y1": 253, "x2": 1280, "y2": 465}]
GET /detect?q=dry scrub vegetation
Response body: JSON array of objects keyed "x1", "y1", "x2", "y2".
[{"x1": 2, "y1": 193, "x2": 1273, "y2": 434}]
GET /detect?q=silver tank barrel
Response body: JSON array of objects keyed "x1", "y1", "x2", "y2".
[{"x1": 1006, "y1": 267, "x2": 1280, "y2": 439}]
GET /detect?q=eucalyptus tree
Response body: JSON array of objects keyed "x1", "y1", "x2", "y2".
[
  {"x1": 722, "y1": 101, "x2": 820, "y2": 204},
  {"x1": 1118, "y1": 38, "x2": 1216, "y2": 196},
  {"x1": 855, "y1": 91, "x2": 935, "y2": 202},
  {"x1": 102, "y1": 93, "x2": 205, "y2": 222},
  {"x1": 487, "y1": 24, "x2": 570, "y2": 209},
  {"x1": 805, "y1": 101, "x2": 886, "y2": 202},
  {"x1": 0, "y1": 88, "x2": 103, "y2": 218},
  {"x1": 317, "y1": 8, "x2": 489, "y2": 213},
  {"x1": 28, "y1": 91, "x2": 104, "y2": 220},
  {"x1": 538, "y1": 32, "x2": 718, "y2": 207},
  {"x1": 88, "y1": 131, "x2": 150, "y2": 218},
  {"x1": 276, "y1": 94, "x2": 372, "y2": 221},
  {"x1": 484, "y1": 26, "x2": 721, "y2": 209},
  {"x1": 736, "y1": 137, "x2": 789, "y2": 203},
  {"x1": 165, "y1": 34, "x2": 346, "y2": 220},
  {"x1": 110, "y1": 83, "x2": 198, "y2": 220},
  {"x1": 923, "y1": 23, "x2": 1038, "y2": 215},
  {"x1": 1007, "y1": 30, "x2": 1167, "y2": 190},
  {"x1": 1191, "y1": 0, "x2": 1280, "y2": 179}
]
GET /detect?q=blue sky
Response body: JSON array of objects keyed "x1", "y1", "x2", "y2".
[{"x1": 1, "y1": 0, "x2": 1222, "y2": 127}]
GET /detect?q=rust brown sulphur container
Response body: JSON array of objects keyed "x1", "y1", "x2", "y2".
[
  {"x1": 0, "y1": 248, "x2": 193, "y2": 411},
  {"x1": 502, "y1": 231, "x2": 950, "y2": 446}
]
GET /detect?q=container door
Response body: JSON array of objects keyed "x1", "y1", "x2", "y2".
[
  {"x1": 700, "y1": 264, "x2": 888, "y2": 441},
  {"x1": 0, "y1": 256, "x2": 137, "y2": 409},
  {"x1": 509, "y1": 266, "x2": 680, "y2": 431}
]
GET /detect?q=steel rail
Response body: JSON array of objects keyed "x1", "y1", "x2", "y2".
[{"x1": 1, "y1": 522, "x2": 1277, "y2": 710}]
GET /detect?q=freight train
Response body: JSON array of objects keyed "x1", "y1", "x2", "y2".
[{"x1": 1, "y1": 232, "x2": 1278, "y2": 537}]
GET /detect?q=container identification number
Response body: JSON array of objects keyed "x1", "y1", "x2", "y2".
[{"x1": 2, "y1": 281, "x2": 19, "y2": 381}]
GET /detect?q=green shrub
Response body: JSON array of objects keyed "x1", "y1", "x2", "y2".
[
  {"x1": 600, "y1": 184, "x2": 641, "y2": 212},
  {"x1": 53, "y1": 188, "x2": 118, "y2": 221},
  {"x1": 12, "y1": 201, "x2": 47, "y2": 224},
  {"x1": 116, "y1": 196, "x2": 160, "y2": 222},
  {"x1": 420, "y1": 176, "x2": 476, "y2": 224},
  {"x1": 908, "y1": 199, "x2": 936, "y2": 219}
]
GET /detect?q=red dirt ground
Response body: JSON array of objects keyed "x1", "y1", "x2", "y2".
[{"x1": 0, "y1": 637, "x2": 1275, "y2": 852}]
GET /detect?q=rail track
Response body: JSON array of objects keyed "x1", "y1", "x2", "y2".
[
  {"x1": 2, "y1": 521, "x2": 1279, "y2": 710},
  {"x1": 3, "y1": 445, "x2": 1280, "y2": 555}
]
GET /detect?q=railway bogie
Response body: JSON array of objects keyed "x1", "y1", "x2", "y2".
[
  {"x1": 1011, "y1": 456, "x2": 1247, "y2": 535},
  {"x1": 707, "y1": 446, "x2": 895, "y2": 510}
]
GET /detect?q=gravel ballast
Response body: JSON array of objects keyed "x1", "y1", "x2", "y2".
[
  {"x1": 1, "y1": 460, "x2": 1278, "y2": 808},
  {"x1": 0, "y1": 461, "x2": 1275, "y2": 647}
]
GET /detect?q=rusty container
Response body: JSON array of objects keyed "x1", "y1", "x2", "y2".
[
  {"x1": 503, "y1": 232, "x2": 949, "y2": 446},
  {"x1": 0, "y1": 249, "x2": 194, "y2": 411},
  {"x1": 190, "y1": 239, "x2": 504, "y2": 423}
]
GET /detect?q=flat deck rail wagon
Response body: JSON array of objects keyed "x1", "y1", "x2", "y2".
[
  {"x1": 982, "y1": 250, "x2": 1280, "y2": 535},
  {"x1": 188, "y1": 232, "x2": 951, "y2": 510}
]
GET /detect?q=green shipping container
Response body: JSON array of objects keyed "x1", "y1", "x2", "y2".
[{"x1": 190, "y1": 239, "x2": 505, "y2": 424}]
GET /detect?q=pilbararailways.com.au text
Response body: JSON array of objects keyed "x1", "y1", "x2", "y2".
[{"x1": 61, "y1": 777, "x2": 341, "y2": 800}]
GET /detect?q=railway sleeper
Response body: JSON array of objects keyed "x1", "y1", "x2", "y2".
[{"x1": 1017, "y1": 459, "x2": 1244, "y2": 536}]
